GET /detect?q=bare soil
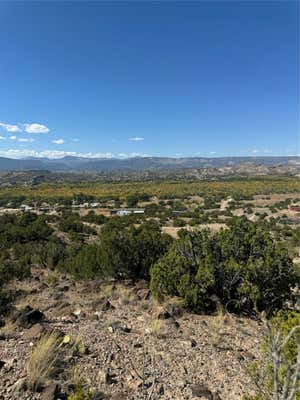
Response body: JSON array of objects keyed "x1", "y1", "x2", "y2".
[{"x1": 0, "y1": 271, "x2": 264, "y2": 400}]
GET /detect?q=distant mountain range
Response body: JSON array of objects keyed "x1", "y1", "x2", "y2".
[{"x1": 0, "y1": 156, "x2": 298, "y2": 172}]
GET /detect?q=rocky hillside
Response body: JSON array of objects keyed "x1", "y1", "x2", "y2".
[{"x1": 0, "y1": 268, "x2": 265, "y2": 400}]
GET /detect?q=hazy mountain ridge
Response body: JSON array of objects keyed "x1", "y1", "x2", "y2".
[{"x1": 0, "y1": 156, "x2": 298, "y2": 172}]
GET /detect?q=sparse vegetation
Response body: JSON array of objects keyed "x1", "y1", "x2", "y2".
[
  {"x1": 27, "y1": 331, "x2": 63, "y2": 391},
  {"x1": 67, "y1": 369, "x2": 94, "y2": 400},
  {"x1": 246, "y1": 311, "x2": 300, "y2": 400},
  {"x1": 148, "y1": 319, "x2": 168, "y2": 338},
  {"x1": 0, "y1": 176, "x2": 298, "y2": 205},
  {"x1": 0, "y1": 174, "x2": 299, "y2": 400}
]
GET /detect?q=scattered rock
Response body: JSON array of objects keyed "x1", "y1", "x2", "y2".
[
  {"x1": 110, "y1": 392, "x2": 128, "y2": 400},
  {"x1": 164, "y1": 318, "x2": 180, "y2": 330},
  {"x1": 93, "y1": 311, "x2": 101, "y2": 320},
  {"x1": 100, "y1": 300, "x2": 115, "y2": 311},
  {"x1": 242, "y1": 350, "x2": 255, "y2": 360},
  {"x1": 72, "y1": 309, "x2": 81, "y2": 318},
  {"x1": 12, "y1": 306, "x2": 44, "y2": 328},
  {"x1": 57, "y1": 284, "x2": 70, "y2": 292},
  {"x1": 11, "y1": 378, "x2": 27, "y2": 394},
  {"x1": 107, "y1": 320, "x2": 131, "y2": 333},
  {"x1": 180, "y1": 338, "x2": 197, "y2": 348},
  {"x1": 154, "y1": 307, "x2": 172, "y2": 320},
  {"x1": 177, "y1": 379, "x2": 188, "y2": 388},
  {"x1": 53, "y1": 292, "x2": 64, "y2": 301},
  {"x1": 136, "y1": 288, "x2": 151, "y2": 300},
  {"x1": 42, "y1": 381, "x2": 62, "y2": 400},
  {"x1": 157, "y1": 383, "x2": 164, "y2": 395},
  {"x1": 0, "y1": 276, "x2": 263, "y2": 400},
  {"x1": 56, "y1": 301, "x2": 71, "y2": 310},
  {"x1": 98, "y1": 369, "x2": 116, "y2": 385},
  {"x1": 4, "y1": 358, "x2": 17, "y2": 372},
  {"x1": 22, "y1": 323, "x2": 46, "y2": 340},
  {"x1": 166, "y1": 302, "x2": 184, "y2": 317},
  {"x1": 190, "y1": 384, "x2": 221, "y2": 399},
  {"x1": 130, "y1": 377, "x2": 143, "y2": 389}
]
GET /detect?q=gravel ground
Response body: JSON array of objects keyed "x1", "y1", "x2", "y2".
[{"x1": 0, "y1": 272, "x2": 265, "y2": 400}]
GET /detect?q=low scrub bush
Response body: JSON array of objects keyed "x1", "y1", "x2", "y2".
[
  {"x1": 58, "y1": 219, "x2": 172, "y2": 280},
  {"x1": 0, "y1": 257, "x2": 31, "y2": 314},
  {"x1": 150, "y1": 218, "x2": 297, "y2": 314}
]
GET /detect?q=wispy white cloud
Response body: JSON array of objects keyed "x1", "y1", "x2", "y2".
[
  {"x1": 18, "y1": 138, "x2": 35, "y2": 143},
  {"x1": 118, "y1": 152, "x2": 152, "y2": 158},
  {"x1": 129, "y1": 137, "x2": 144, "y2": 142},
  {"x1": 52, "y1": 139, "x2": 64, "y2": 145},
  {"x1": 0, "y1": 123, "x2": 21, "y2": 132},
  {"x1": 0, "y1": 149, "x2": 151, "y2": 159},
  {"x1": 84, "y1": 152, "x2": 113, "y2": 158},
  {"x1": 23, "y1": 123, "x2": 49, "y2": 134},
  {"x1": 209, "y1": 151, "x2": 217, "y2": 155},
  {"x1": 9, "y1": 136, "x2": 34, "y2": 143},
  {"x1": 0, "y1": 121, "x2": 50, "y2": 134},
  {"x1": 71, "y1": 138, "x2": 80, "y2": 142},
  {"x1": 251, "y1": 149, "x2": 273, "y2": 155}
]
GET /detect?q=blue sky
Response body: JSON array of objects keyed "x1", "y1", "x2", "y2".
[{"x1": 0, "y1": 1, "x2": 298, "y2": 159}]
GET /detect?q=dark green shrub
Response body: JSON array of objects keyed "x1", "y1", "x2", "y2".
[
  {"x1": 150, "y1": 218, "x2": 297, "y2": 314},
  {"x1": 60, "y1": 244, "x2": 103, "y2": 280},
  {"x1": 98, "y1": 219, "x2": 173, "y2": 280},
  {"x1": 58, "y1": 219, "x2": 172, "y2": 281},
  {"x1": 59, "y1": 214, "x2": 96, "y2": 235},
  {"x1": 0, "y1": 257, "x2": 31, "y2": 315},
  {"x1": 173, "y1": 218, "x2": 186, "y2": 227},
  {"x1": 82, "y1": 211, "x2": 106, "y2": 225},
  {"x1": 126, "y1": 193, "x2": 139, "y2": 207},
  {"x1": 0, "y1": 259, "x2": 30, "y2": 287}
]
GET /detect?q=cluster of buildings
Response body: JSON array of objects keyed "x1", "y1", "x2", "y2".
[
  {"x1": 110, "y1": 208, "x2": 145, "y2": 216},
  {"x1": 18, "y1": 202, "x2": 145, "y2": 217}
]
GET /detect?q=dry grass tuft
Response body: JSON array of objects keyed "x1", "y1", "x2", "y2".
[
  {"x1": 27, "y1": 330, "x2": 63, "y2": 391},
  {"x1": 43, "y1": 270, "x2": 60, "y2": 287},
  {"x1": 148, "y1": 319, "x2": 168, "y2": 338},
  {"x1": 0, "y1": 319, "x2": 16, "y2": 338},
  {"x1": 162, "y1": 296, "x2": 185, "y2": 317},
  {"x1": 101, "y1": 283, "x2": 137, "y2": 305},
  {"x1": 100, "y1": 283, "x2": 116, "y2": 299},
  {"x1": 210, "y1": 304, "x2": 231, "y2": 348},
  {"x1": 115, "y1": 285, "x2": 138, "y2": 305}
]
